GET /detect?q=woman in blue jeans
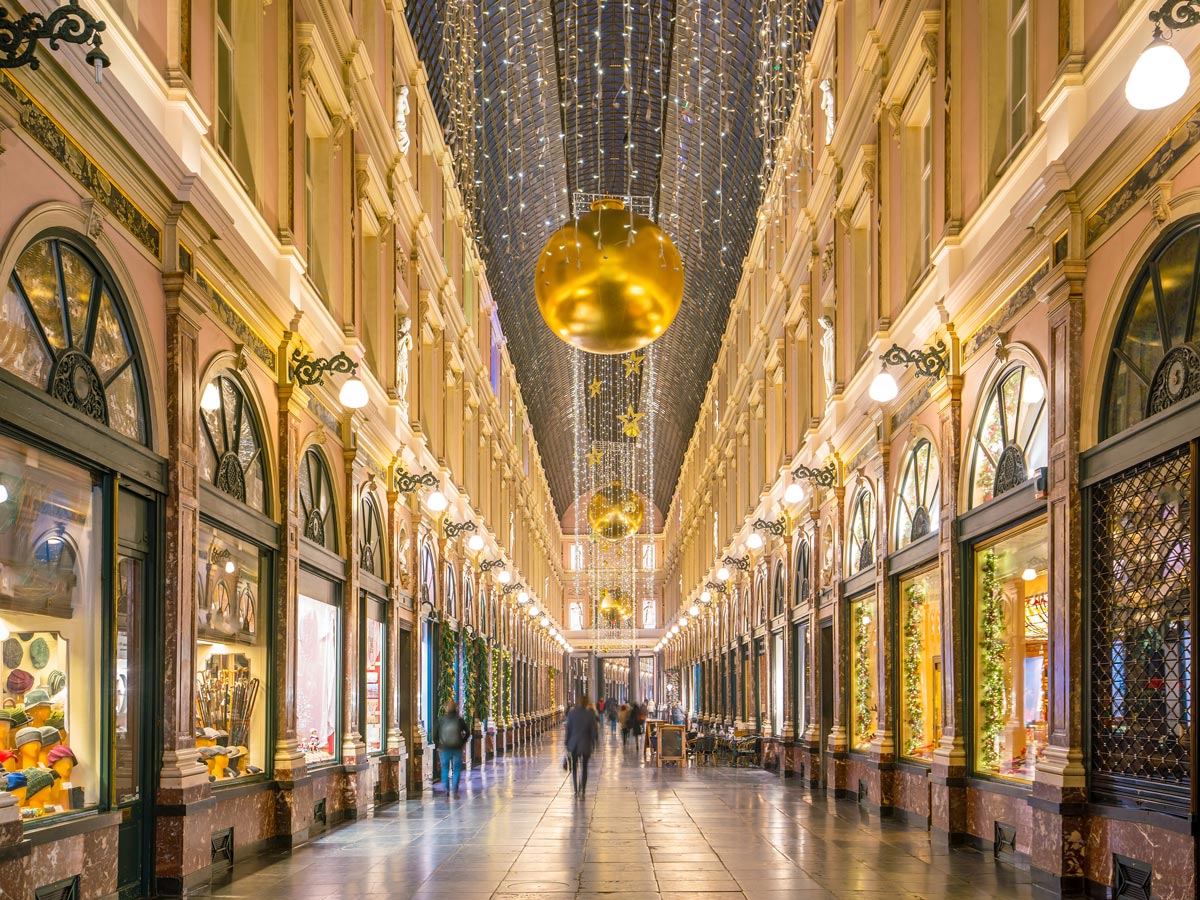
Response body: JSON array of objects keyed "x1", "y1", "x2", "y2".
[
  {"x1": 434, "y1": 700, "x2": 469, "y2": 795},
  {"x1": 565, "y1": 694, "x2": 599, "y2": 798}
]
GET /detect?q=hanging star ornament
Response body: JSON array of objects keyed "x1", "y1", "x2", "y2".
[
  {"x1": 623, "y1": 351, "x2": 645, "y2": 378},
  {"x1": 586, "y1": 445, "x2": 604, "y2": 467},
  {"x1": 618, "y1": 404, "x2": 644, "y2": 439},
  {"x1": 588, "y1": 377, "x2": 603, "y2": 398}
]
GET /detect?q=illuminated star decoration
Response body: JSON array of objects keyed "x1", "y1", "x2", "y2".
[
  {"x1": 588, "y1": 377, "x2": 603, "y2": 398},
  {"x1": 623, "y1": 351, "x2": 645, "y2": 378},
  {"x1": 618, "y1": 404, "x2": 644, "y2": 439},
  {"x1": 586, "y1": 445, "x2": 604, "y2": 467}
]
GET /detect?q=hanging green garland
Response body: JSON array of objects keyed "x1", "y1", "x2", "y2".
[
  {"x1": 548, "y1": 665, "x2": 558, "y2": 710},
  {"x1": 467, "y1": 636, "x2": 489, "y2": 726},
  {"x1": 901, "y1": 582, "x2": 926, "y2": 757},
  {"x1": 978, "y1": 549, "x2": 1008, "y2": 771},
  {"x1": 437, "y1": 623, "x2": 458, "y2": 716},
  {"x1": 489, "y1": 645, "x2": 501, "y2": 724},
  {"x1": 852, "y1": 600, "x2": 874, "y2": 747},
  {"x1": 500, "y1": 649, "x2": 513, "y2": 726}
]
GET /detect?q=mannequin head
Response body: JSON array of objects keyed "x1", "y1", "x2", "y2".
[
  {"x1": 22, "y1": 689, "x2": 52, "y2": 729},
  {"x1": 3, "y1": 770, "x2": 26, "y2": 805},
  {"x1": 13, "y1": 727, "x2": 40, "y2": 768},
  {"x1": 47, "y1": 745, "x2": 75, "y2": 782},
  {"x1": 21, "y1": 767, "x2": 59, "y2": 810},
  {"x1": 36, "y1": 726, "x2": 60, "y2": 767}
]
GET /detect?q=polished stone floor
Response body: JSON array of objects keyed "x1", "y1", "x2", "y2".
[{"x1": 209, "y1": 730, "x2": 1034, "y2": 900}]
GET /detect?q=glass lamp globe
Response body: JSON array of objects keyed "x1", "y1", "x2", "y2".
[
  {"x1": 869, "y1": 369, "x2": 899, "y2": 402},
  {"x1": 747, "y1": 532, "x2": 764, "y2": 550},
  {"x1": 528, "y1": 604, "x2": 539, "y2": 617},
  {"x1": 497, "y1": 569, "x2": 512, "y2": 585},
  {"x1": 339, "y1": 376, "x2": 369, "y2": 409},
  {"x1": 200, "y1": 382, "x2": 221, "y2": 411},
  {"x1": 426, "y1": 490, "x2": 448, "y2": 513},
  {"x1": 1022, "y1": 567, "x2": 1038, "y2": 582},
  {"x1": 540, "y1": 616, "x2": 550, "y2": 627},
  {"x1": 1127, "y1": 39, "x2": 1190, "y2": 110},
  {"x1": 670, "y1": 625, "x2": 680, "y2": 635},
  {"x1": 0, "y1": 484, "x2": 8, "y2": 504},
  {"x1": 679, "y1": 615, "x2": 689, "y2": 627},
  {"x1": 717, "y1": 566, "x2": 730, "y2": 582},
  {"x1": 517, "y1": 591, "x2": 529, "y2": 604},
  {"x1": 689, "y1": 604, "x2": 700, "y2": 617},
  {"x1": 784, "y1": 482, "x2": 804, "y2": 505},
  {"x1": 700, "y1": 590, "x2": 712, "y2": 604},
  {"x1": 467, "y1": 533, "x2": 485, "y2": 552}
]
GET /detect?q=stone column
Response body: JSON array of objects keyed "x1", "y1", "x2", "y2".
[
  {"x1": 155, "y1": 267, "x2": 213, "y2": 896},
  {"x1": 931, "y1": 331, "x2": 967, "y2": 846},
  {"x1": 340, "y1": 432, "x2": 369, "y2": 819},
  {"x1": 826, "y1": 473, "x2": 850, "y2": 800},
  {"x1": 383, "y1": 473, "x2": 408, "y2": 801},
  {"x1": 868, "y1": 434, "x2": 896, "y2": 814},
  {"x1": 274, "y1": 328, "x2": 312, "y2": 846},
  {"x1": 1031, "y1": 209, "x2": 1088, "y2": 895}
]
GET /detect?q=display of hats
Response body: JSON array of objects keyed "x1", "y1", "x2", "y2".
[
  {"x1": 199, "y1": 727, "x2": 220, "y2": 740},
  {"x1": 2, "y1": 638, "x2": 20, "y2": 669},
  {"x1": 22, "y1": 688, "x2": 50, "y2": 711},
  {"x1": 22, "y1": 767, "x2": 57, "y2": 796},
  {"x1": 28, "y1": 638, "x2": 49, "y2": 670},
  {"x1": 47, "y1": 670, "x2": 65, "y2": 696},
  {"x1": 13, "y1": 727, "x2": 40, "y2": 749},
  {"x1": 0, "y1": 749, "x2": 14, "y2": 765},
  {"x1": 5, "y1": 669, "x2": 33, "y2": 694},
  {"x1": 37, "y1": 725, "x2": 60, "y2": 748},
  {"x1": 46, "y1": 713, "x2": 63, "y2": 731},
  {"x1": 224, "y1": 746, "x2": 243, "y2": 759},
  {"x1": 3, "y1": 710, "x2": 29, "y2": 729},
  {"x1": 46, "y1": 745, "x2": 76, "y2": 767},
  {"x1": 196, "y1": 746, "x2": 220, "y2": 760},
  {"x1": 4, "y1": 771, "x2": 26, "y2": 791}
]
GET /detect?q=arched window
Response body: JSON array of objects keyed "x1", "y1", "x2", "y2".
[
  {"x1": 967, "y1": 363, "x2": 1046, "y2": 508},
  {"x1": 419, "y1": 542, "x2": 436, "y2": 606},
  {"x1": 793, "y1": 539, "x2": 810, "y2": 605},
  {"x1": 2, "y1": 235, "x2": 148, "y2": 443},
  {"x1": 444, "y1": 564, "x2": 457, "y2": 619},
  {"x1": 463, "y1": 575, "x2": 473, "y2": 627},
  {"x1": 1103, "y1": 219, "x2": 1200, "y2": 438},
  {"x1": 299, "y1": 447, "x2": 338, "y2": 552},
  {"x1": 772, "y1": 563, "x2": 785, "y2": 618},
  {"x1": 359, "y1": 491, "x2": 385, "y2": 579},
  {"x1": 895, "y1": 438, "x2": 941, "y2": 548},
  {"x1": 847, "y1": 488, "x2": 875, "y2": 576},
  {"x1": 754, "y1": 572, "x2": 766, "y2": 625},
  {"x1": 199, "y1": 372, "x2": 267, "y2": 511}
]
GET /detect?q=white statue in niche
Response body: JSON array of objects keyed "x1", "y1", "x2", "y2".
[
  {"x1": 396, "y1": 86, "x2": 411, "y2": 155},
  {"x1": 396, "y1": 316, "x2": 412, "y2": 409},
  {"x1": 819, "y1": 78, "x2": 835, "y2": 146},
  {"x1": 818, "y1": 314, "x2": 836, "y2": 403}
]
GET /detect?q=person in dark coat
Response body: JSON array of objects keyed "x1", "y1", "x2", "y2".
[
  {"x1": 565, "y1": 693, "x2": 599, "y2": 798},
  {"x1": 434, "y1": 700, "x2": 469, "y2": 796}
]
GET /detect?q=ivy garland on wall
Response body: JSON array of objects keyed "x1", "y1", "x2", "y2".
[
  {"x1": 901, "y1": 582, "x2": 926, "y2": 757},
  {"x1": 500, "y1": 649, "x2": 514, "y2": 726},
  {"x1": 489, "y1": 645, "x2": 501, "y2": 724},
  {"x1": 437, "y1": 623, "x2": 458, "y2": 716},
  {"x1": 547, "y1": 665, "x2": 558, "y2": 711},
  {"x1": 466, "y1": 636, "x2": 489, "y2": 726},
  {"x1": 977, "y1": 549, "x2": 1008, "y2": 770},
  {"x1": 852, "y1": 600, "x2": 874, "y2": 747}
]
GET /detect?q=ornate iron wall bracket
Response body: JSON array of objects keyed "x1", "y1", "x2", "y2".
[
  {"x1": 480, "y1": 558, "x2": 506, "y2": 573},
  {"x1": 290, "y1": 349, "x2": 358, "y2": 386},
  {"x1": 395, "y1": 467, "x2": 438, "y2": 494},
  {"x1": 502, "y1": 582, "x2": 525, "y2": 595},
  {"x1": 752, "y1": 516, "x2": 787, "y2": 537},
  {"x1": 0, "y1": 1, "x2": 109, "y2": 75},
  {"x1": 723, "y1": 554, "x2": 750, "y2": 572},
  {"x1": 879, "y1": 340, "x2": 950, "y2": 379},
  {"x1": 1151, "y1": 0, "x2": 1200, "y2": 36},
  {"x1": 703, "y1": 580, "x2": 726, "y2": 594},
  {"x1": 443, "y1": 519, "x2": 477, "y2": 539},
  {"x1": 793, "y1": 462, "x2": 837, "y2": 488}
]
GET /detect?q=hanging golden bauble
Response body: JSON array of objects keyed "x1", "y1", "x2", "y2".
[
  {"x1": 586, "y1": 481, "x2": 646, "y2": 542},
  {"x1": 598, "y1": 588, "x2": 633, "y2": 623},
  {"x1": 535, "y1": 198, "x2": 684, "y2": 354}
]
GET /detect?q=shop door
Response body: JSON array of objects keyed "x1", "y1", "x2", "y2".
[
  {"x1": 116, "y1": 490, "x2": 156, "y2": 899},
  {"x1": 819, "y1": 620, "x2": 833, "y2": 789}
]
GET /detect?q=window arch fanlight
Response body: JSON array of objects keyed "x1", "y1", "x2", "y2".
[
  {"x1": 793, "y1": 539, "x2": 811, "y2": 605},
  {"x1": 1102, "y1": 218, "x2": 1200, "y2": 439},
  {"x1": 298, "y1": 446, "x2": 338, "y2": 552},
  {"x1": 754, "y1": 572, "x2": 766, "y2": 625},
  {"x1": 2, "y1": 234, "x2": 149, "y2": 444},
  {"x1": 772, "y1": 563, "x2": 785, "y2": 618},
  {"x1": 358, "y1": 490, "x2": 385, "y2": 580},
  {"x1": 444, "y1": 563, "x2": 457, "y2": 619},
  {"x1": 968, "y1": 362, "x2": 1047, "y2": 508},
  {"x1": 895, "y1": 438, "x2": 941, "y2": 548},
  {"x1": 199, "y1": 371, "x2": 267, "y2": 511},
  {"x1": 847, "y1": 488, "x2": 875, "y2": 576},
  {"x1": 419, "y1": 541, "x2": 436, "y2": 605},
  {"x1": 463, "y1": 574, "x2": 473, "y2": 628}
]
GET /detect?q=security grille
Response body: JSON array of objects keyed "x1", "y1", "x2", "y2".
[
  {"x1": 1114, "y1": 855, "x2": 1153, "y2": 900},
  {"x1": 211, "y1": 827, "x2": 234, "y2": 871},
  {"x1": 1089, "y1": 443, "x2": 1194, "y2": 814},
  {"x1": 34, "y1": 877, "x2": 79, "y2": 900}
]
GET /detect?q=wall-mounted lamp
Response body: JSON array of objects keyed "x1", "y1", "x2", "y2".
[
  {"x1": 419, "y1": 598, "x2": 436, "y2": 619},
  {"x1": 868, "y1": 340, "x2": 949, "y2": 403},
  {"x1": 688, "y1": 604, "x2": 700, "y2": 617},
  {"x1": 395, "y1": 466, "x2": 438, "y2": 494},
  {"x1": 0, "y1": 1, "x2": 110, "y2": 83},
  {"x1": 703, "y1": 580, "x2": 726, "y2": 596},
  {"x1": 443, "y1": 520, "x2": 477, "y2": 540},
  {"x1": 502, "y1": 582, "x2": 525, "y2": 595},
  {"x1": 481, "y1": 558, "x2": 505, "y2": 574},
  {"x1": 1126, "y1": 1, "x2": 1199, "y2": 109},
  {"x1": 723, "y1": 554, "x2": 750, "y2": 572},
  {"x1": 290, "y1": 349, "x2": 368, "y2": 409},
  {"x1": 792, "y1": 462, "x2": 837, "y2": 489},
  {"x1": 752, "y1": 516, "x2": 788, "y2": 538},
  {"x1": 467, "y1": 533, "x2": 486, "y2": 552},
  {"x1": 716, "y1": 566, "x2": 731, "y2": 582}
]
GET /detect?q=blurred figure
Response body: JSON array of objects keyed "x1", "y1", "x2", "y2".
[
  {"x1": 565, "y1": 693, "x2": 599, "y2": 799},
  {"x1": 435, "y1": 700, "x2": 469, "y2": 796},
  {"x1": 606, "y1": 700, "x2": 618, "y2": 734},
  {"x1": 670, "y1": 702, "x2": 685, "y2": 725},
  {"x1": 618, "y1": 702, "x2": 631, "y2": 746}
]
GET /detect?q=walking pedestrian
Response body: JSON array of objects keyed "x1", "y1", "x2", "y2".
[
  {"x1": 565, "y1": 693, "x2": 599, "y2": 799},
  {"x1": 618, "y1": 702, "x2": 631, "y2": 746},
  {"x1": 606, "y1": 700, "x2": 617, "y2": 734},
  {"x1": 435, "y1": 700, "x2": 469, "y2": 796}
]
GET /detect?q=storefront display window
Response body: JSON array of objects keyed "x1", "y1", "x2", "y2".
[
  {"x1": 973, "y1": 520, "x2": 1049, "y2": 782},
  {"x1": 898, "y1": 567, "x2": 942, "y2": 761},
  {"x1": 0, "y1": 436, "x2": 101, "y2": 822},
  {"x1": 365, "y1": 612, "x2": 385, "y2": 754},
  {"x1": 297, "y1": 571, "x2": 340, "y2": 766},
  {"x1": 195, "y1": 523, "x2": 267, "y2": 781},
  {"x1": 849, "y1": 595, "x2": 878, "y2": 752}
]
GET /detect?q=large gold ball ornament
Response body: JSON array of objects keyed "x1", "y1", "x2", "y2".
[
  {"x1": 535, "y1": 198, "x2": 684, "y2": 354},
  {"x1": 599, "y1": 588, "x2": 632, "y2": 622},
  {"x1": 586, "y1": 481, "x2": 646, "y2": 542}
]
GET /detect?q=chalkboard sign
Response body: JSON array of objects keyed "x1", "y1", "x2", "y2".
[{"x1": 658, "y1": 724, "x2": 685, "y2": 766}]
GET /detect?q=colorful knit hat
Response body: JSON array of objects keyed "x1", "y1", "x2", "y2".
[
  {"x1": 0, "y1": 749, "x2": 14, "y2": 765},
  {"x1": 47, "y1": 745, "x2": 76, "y2": 767},
  {"x1": 13, "y1": 726, "x2": 40, "y2": 749},
  {"x1": 21, "y1": 767, "x2": 57, "y2": 797},
  {"x1": 47, "y1": 670, "x2": 66, "y2": 696},
  {"x1": 28, "y1": 638, "x2": 49, "y2": 670},
  {"x1": 3, "y1": 771, "x2": 26, "y2": 791},
  {"x1": 5, "y1": 669, "x2": 33, "y2": 694},
  {"x1": 0, "y1": 709, "x2": 29, "y2": 729},
  {"x1": 38, "y1": 725, "x2": 60, "y2": 748},
  {"x1": 2, "y1": 638, "x2": 21, "y2": 669},
  {"x1": 22, "y1": 688, "x2": 50, "y2": 711},
  {"x1": 46, "y1": 712, "x2": 63, "y2": 731}
]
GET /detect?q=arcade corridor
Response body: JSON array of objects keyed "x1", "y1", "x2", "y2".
[{"x1": 208, "y1": 735, "x2": 1033, "y2": 900}]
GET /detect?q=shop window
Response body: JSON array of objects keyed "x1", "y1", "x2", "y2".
[
  {"x1": 967, "y1": 364, "x2": 1046, "y2": 508},
  {"x1": 898, "y1": 567, "x2": 942, "y2": 762},
  {"x1": 298, "y1": 448, "x2": 338, "y2": 553},
  {"x1": 972, "y1": 520, "x2": 1048, "y2": 782},
  {"x1": 772, "y1": 563, "x2": 785, "y2": 618},
  {"x1": 772, "y1": 631, "x2": 784, "y2": 735},
  {"x1": 297, "y1": 570, "x2": 340, "y2": 766},
  {"x1": 196, "y1": 524, "x2": 268, "y2": 782},
  {"x1": 364, "y1": 600, "x2": 386, "y2": 755},
  {"x1": 0, "y1": 436, "x2": 101, "y2": 822},
  {"x1": 847, "y1": 488, "x2": 875, "y2": 576},
  {"x1": 359, "y1": 492, "x2": 385, "y2": 580},
  {"x1": 2, "y1": 236, "x2": 148, "y2": 444},
  {"x1": 896, "y1": 438, "x2": 940, "y2": 548},
  {"x1": 793, "y1": 539, "x2": 810, "y2": 605},
  {"x1": 849, "y1": 595, "x2": 878, "y2": 752},
  {"x1": 1102, "y1": 219, "x2": 1200, "y2": 440},
  {"x1": 199, "y1": 373, "x2": 266, "y2": 511},
  {"x1": 793, "y1": 620, "x2": 808, "y2": 733}
]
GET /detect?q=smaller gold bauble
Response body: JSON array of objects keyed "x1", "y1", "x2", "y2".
[{"x1": 586, "y1": 481, "x2": 646, "y2": 542}]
